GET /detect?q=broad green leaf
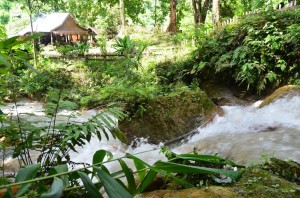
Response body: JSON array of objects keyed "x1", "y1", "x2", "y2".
[
  {"x1": 53, "y1": 164, "x2": 69, "y2": 187},
  {"x1": 175, "y1": 154, "x2": 243, "y2": 167},
  {"x1": 108, "y1": 108, "x2": 127, "y2": 120},
  {"x1": 154, "y1": 161, "x2": 242, "y2": 181},
  {"x1": 93, "y1": 150, "x2": 113, "y2": 165},
  {"x1": 137, "y1": 170, "x2": 157, "y2": 193},
  {"x1": 1, "y1": 36, "x2": 18, "y2": 49},
  {"x1": 98, "y1": 114, "x2": 113, "y2": 129},
  {"x1": 78, "y1": 172, "x2": 102, "y2": 198},
  {"x1": 0, "y1": 54, "x2": 11, "y2": 67},
  {"x1": 15, "y1": 163, "x2": 41, "y2": 197},
  {"x1": 126, "y1": 154, "x2": 193, "y2": 188},
  {"x1": 88, "y1": 123, "x2": 96, "y2": 133},
  {"x1": 94, "y1": 119, "x2": 109, "y2": 140},
  {"x1": 94, "y1": 167, "x2": 133, "y2": 198},
  {"x1": 41, "y1": 177, "x2": 64, "y2": 198},
  {"x1": 104, "y1": 114, "x2": 117, "y2": 125},
  {"x1": 0, "y1": 68, "x2": 9, "y2": 74},
  {"x1": 118, "y1": 159, "x2": 136, "y2": 194},
  {"x1": 74, "y1": 129, "x2": 81, "y2": 139},
  {"x1": 81, "y1": 125, "x2": 88, "y2": 136},
  {"x1": 133, "y1": 157, "x2": 147, "y2": 181}
]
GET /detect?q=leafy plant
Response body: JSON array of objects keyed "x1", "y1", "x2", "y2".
[
  {"x1": 0, "y1": 149, "x2": 244, "y2": 197},
  {"x1": 190, "y1": 9, "x2": 300, "y2": 94},
  {"x1": 113, "y1": 35, "x2": 147, "y2": 76}
]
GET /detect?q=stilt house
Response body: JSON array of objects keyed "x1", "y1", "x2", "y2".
[{"x1": 18, "y1": 13, "x2": 89, "y2": 45}]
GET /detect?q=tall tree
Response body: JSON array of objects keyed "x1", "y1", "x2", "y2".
[
  {"x1": 212, "y1": 0, "x2": 220, "y2": 25},
  {"x1": 192, "y1": 0, "x2": 212, "y2": 26},
  {"x1": 26, "y1": 0, "x2": 37, "y2": 66},
  {"x1": 119, "y1": 0, "x2": 126, "y2": 34},
  {"x1": 167, "y1": 0, "x2": 177, "y2": 33}
]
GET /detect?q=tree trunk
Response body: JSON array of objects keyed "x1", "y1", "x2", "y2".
[
  {"x1": 27, "y1": 0, "x2": 37, "y2": 66},
  {"x1": 119, "y1": 0, "x2": 126, "y2": 35},
  {"x1": 154, "y1": 0, "x2": 157, "y2": 27},
  {"x1": 192, "y1": 0, "x2": 211, "y2": 26},
  {"x1": 212, "y1": 0, "x2": 220, "y2": 25},
  {"x1": 166, "y1": 0, "x2": 177, "y2": 33},
  {"x1": 192, "y1": 0, "x2": 202, "y2": 25}
]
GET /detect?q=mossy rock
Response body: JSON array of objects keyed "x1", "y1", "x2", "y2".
[
  {"x1": 235, "y1": 166, "x2": 300, "y2": 198},
  {"x1": 136, "y1": 158, "x2": 300, "y2": 198},
  {"x1": 119, "y1": 90, "x2": 217, "y2": 144},
  {"x1": 259, "y1": 85, "x2": 300, "y2": 108},
  {"x1": 135, "y1": 186, "x2": 237, "y2": 198}
]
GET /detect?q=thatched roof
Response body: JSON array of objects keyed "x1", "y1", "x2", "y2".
[
  {"x1": 18, "y1": 13, "x2": 88, "y2": 36},
  {"x1": 87, "y1": 27, "x2": 101, "y2": 35}
]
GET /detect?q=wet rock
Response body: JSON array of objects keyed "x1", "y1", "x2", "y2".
[
  {"x1": 263, "y1": 158, "x2": 300, "y2": 184},
  {"x1": 119, "y1": 90, "x2": 217, "y2": 144},
  {"x1": 235, "y1": 165, "x2": 300, "y2": 198},
  {"x1": 259, "y1": 85, "x2": 300, "y2": 108},
  {"x1": 135, "y1": 158, "x2": 300, "y2": 198},
  {"x1": 135, "y1": 186, "x2": 237, "y2": 198}
]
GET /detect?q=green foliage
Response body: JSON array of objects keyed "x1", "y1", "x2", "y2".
[
  {"x1": 0, "y1": 149, "x2": 243, "y2": 197},
  {"x1": 192, "y1": 9, "x2": 300, "y2": 94},
  {"x1": 113, "y1": 35, "x2": 147, "y2": 77},
  {"x1": 15, "y1": 164, "x2": 41, "y2": 197},
  {"x1": 0, "y1": 25, "x2": 6, "y2": 39}
]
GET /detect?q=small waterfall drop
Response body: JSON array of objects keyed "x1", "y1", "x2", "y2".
[{"x1": 2, "y1": 96, "x2": 300, "y2": 168}]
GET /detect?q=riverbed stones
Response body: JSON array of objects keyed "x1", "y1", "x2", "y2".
[
  {"x1": 119, "y1": 90, "x2": 218, "y2": 144},
  {"x1": 259, "y1": 85, "x2": 300, "y2": 108}
]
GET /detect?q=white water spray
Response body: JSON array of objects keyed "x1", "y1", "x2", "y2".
[{"x1": 2, "y1": 96, "x2": 300, "y2": 168}]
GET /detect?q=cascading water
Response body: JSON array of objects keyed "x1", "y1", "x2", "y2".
[
  {"x1": 1, "y1": 95, "x2": 300, "y2": 171},
  {"x1": 173, "y1": 95, "x2": 300, "y2": 165}
]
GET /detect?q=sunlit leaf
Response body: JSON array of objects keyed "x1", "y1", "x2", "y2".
[
  {"x1": 0, "y1": 54, "x2": 11, "y2": 67},
  {"x1": 133, "y1": 157, "x2": 147, "y2": 181},
  {"x1": 52, "y1": 164, "x2": 69, "y2": 187},
  {"x1": 126, "y1": 154, "x2": 193, "y2": 188},
  {"x1": 94, "y1": 167, "x2": 133, "y2": 198},
  {"x1": 175, "y1": 154, "x2": 243, "y2": 167},
  {"x1": 155, "y1": 161, "x2": 242, "y2": 181},
  {"x1": 93, "y1": 150, "x2": 113, "y2": 165},
  {"x1": 118, "y1": 159, "x2": 136, "y2": 194},
  {"x1": 78, "y1": 172, "x2": 102, "y2": 198},
  {"x1": 15, "y1": 163, "x2": 41, "y2": 197},
  {"x1": 137, "y1": 170, "x2": 157, "y2": 193},
  {"x1": 41, "y1": 177, "x2": 64, "y2": 198}
]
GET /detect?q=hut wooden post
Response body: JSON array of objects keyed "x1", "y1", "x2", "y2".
[{"x1": 51, "y1": 32, "x2": 54, "y2": 45}]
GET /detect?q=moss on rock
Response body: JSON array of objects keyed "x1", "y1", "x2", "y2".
[
  {"x1": 136, "y1": 159, "x2": 300, "y2": 198},
  {"x1": 135, "y1": 186, "x2": 237, "y2": 198},
  {"x1": 235, "y1": 165, "x2": 300, "y2": 198},
  {"x1": 119, "y1": 89, "x2": 217, "y2": 144},
  {"x1": 259, "y1": 85, "x2": 300, "y2": 108}
]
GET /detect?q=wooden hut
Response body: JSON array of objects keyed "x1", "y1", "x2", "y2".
[{"x1": 18, "y1": 13, "x2": 89, "y2": 45}]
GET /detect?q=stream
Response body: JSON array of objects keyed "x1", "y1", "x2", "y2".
[{"x1": 1, "y1": 95, "x2": 300, "y2": 173}]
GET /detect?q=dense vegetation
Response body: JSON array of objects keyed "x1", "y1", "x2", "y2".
[
  {"x1": 156, "y1": 8, "x2": 300, "y2": 95},
  {"x1": 0, "y1": 0, "x2": 300, "y2": 197}
]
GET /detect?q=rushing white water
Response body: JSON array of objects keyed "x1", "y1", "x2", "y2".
[
  {"x1": 1, "y1": 96, "x2": 300, "y2": 169},
  {"x1": 125, "y1": 95, "x2": 300, "y2": 165}
]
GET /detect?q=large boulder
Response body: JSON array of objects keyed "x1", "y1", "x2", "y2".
[
  {"x1": 119, "y1": 90, "x2": 218, "y2": 144},
  {"x1": 259, "y1": 85, "x2": 300, "y2": 108},
  {"x1": 136, "y1": 159, "x2": 300, "y2": 198},
  {"x1": 135, "y1": 187, "x2": 237, "y2": 198}
]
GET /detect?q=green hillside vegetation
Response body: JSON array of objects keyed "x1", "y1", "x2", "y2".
[
  {"x1": 1, "y1": 1, "x2": 300, "y2": 197},
  {"x1": 162, "y1": 8, "x2": 300, "y2": 95}
]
